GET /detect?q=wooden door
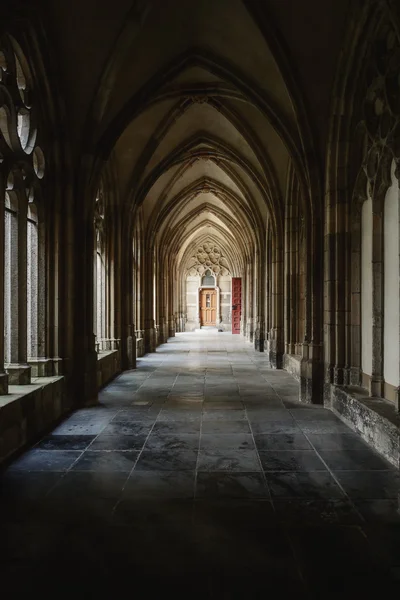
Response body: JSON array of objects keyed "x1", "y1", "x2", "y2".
[
  {"x1": 232, "y1": 277, "x2": 241, "y2": 334},
  {"x1": 200, "y1": 289, "x2": 216, "y2": 326}
]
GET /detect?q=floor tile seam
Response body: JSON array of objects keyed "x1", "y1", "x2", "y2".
[
  {"x1": 120, "y1": 414, "x2": 160, "y2": 492},
  {"x1": 42, "y1": 439, "x2": 103, "y2": 498},
  {"x1": 301, "y1": 430, "x2": 366, "y2": 522},
  {"x1": 279, "y1": 524, "x2": 311, "y2": 595},
  {"x1": 166, "y1": 370, "x2": 187, "y2": 400},
  {"x1": 260, "y1": 374, "x2": 286, "y2": 396},
  {"x1": 194, "y1": 401, "x2": 204, "y2": 500},
  {"x1": 245, "y1": 404, "x2": 273, "y2": 503}
]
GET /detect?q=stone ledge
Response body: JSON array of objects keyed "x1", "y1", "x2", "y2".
[
  {"x1": 283, "y1": 353, "x2": 302, "y2": 382},
  {"x1": 97, "y1": 349, "x2": 120, "y2": 389},
  {"x1": 328, "y1": 384, "x2": 400, "y2": 468},
  {"x1": 0, "y1": 376, "x2": 68, "y2": 465}
]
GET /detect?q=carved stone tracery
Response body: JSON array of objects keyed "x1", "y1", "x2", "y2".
[
  {"x1": 354, "y1": 27, "x2": 400, "y2": 209},
  {"x1": 187, "y1": 241, "x2": 230, "y2": 276}
]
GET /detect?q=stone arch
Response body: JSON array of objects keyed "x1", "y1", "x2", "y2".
[{"x1": 325, "y1": 0, "x2": 400, "y2": 409}]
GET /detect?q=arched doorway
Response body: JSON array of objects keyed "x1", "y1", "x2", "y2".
[{"x1": 199, "y1": 288, "x2": 217, "y2": 327}]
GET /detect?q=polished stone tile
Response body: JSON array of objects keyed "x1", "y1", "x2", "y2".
[
  {"x1": 296, "y1": 420, "x2": 350, "y2": 434},
  {"x1": 89, "y1": 434, "x2": 147, "y2": 451},
  {"x1": 111, "y1": 410, "x2": 156, "y2": 423},
  {"x1": 196, "y1": 472, "x2": 270, "y2": 499},
  {"x1": 246, "y1": 409, "x2": 294, "y2": 421},
  {"x1": 145, "y1": 433, "x2": 200, "y2": 451},
  {"x1": 4, "y1": 331, "x2": 400, "y2": 590},
  {"x1": 113, "y1": 499, "x2": 195, "y2": 532},
  {"x1": 197, "y1": 449, "x2": 261, "y2": 472},
  {"x1": 244, "y1": 399, "x2": 286, "y2": 410},
  {"x1": 51, "y1": 421, "x2": 108, "y2": 436},
  {"x1": 200, "y1": 433, "x2": 255, "y2": 451},
  {"x1": 288, "y1": 526, "x2": 384, "y2": 585},
  {"x1": 123, "y1": 470, "x2": 196, "y2": 499},
  {"x1": 7, "y1": 449, "x2": 81, "y2": 472},
  {"x1": 135, "y1": 449, "x2": 198, "y2": 471},
  {"x1": 0, "y1": 471, "x2": 62, "y2": 517},
  {"x1": 259, "y1": 450, "x2": 326, "y2": 472},
  {"x1": 254, "y1": 433, "x2": 311, "y2": 451},
  {"x1": 289, "y1": 408, "x2": 341, "y2": 421},
  {"x1": 152, "y1": 420, "x2": 201, "y2": 434},
  {"x1": 273, "y1": 499, "x2": 362, "y2": 526},
  {"x1": 203, "y1": 401, "x2": 243, "y2": 409},
  {"x1": 265, "y1": 471, "x2": 345, "y2": 499},
  {"x1": 157, "y1": 411, "x2": 202, "y2": 422},
  {"x1": 201, "y1": 420, "x2": 251, "y2": 434},
  {"x1": 354, "y1": 499, "x2": 400, "y2": 523},
  {"x1": 72, "y1": 450, "x2": 139, "y2": 472},
  {"x1": 335, "y1": 471, "x2": 400, "y2": 499},
  {"x1": 203, "y1": 395, "x2": 240, "y2": 403},
  {"x1": 202, "y1": 409, "x2": 246, "y2": 421},
  {"x1": 101, "y1": 422, "x2": 153, "y2": 436},
  {"x1": 37, "y1": 435, "x2": 95, "y2": 450},
  {"x1": 306, "y1": 432, "x2": 373, "y2": 451},
  {"x1": 48, "y1": 471, "x2": 128, "y2": 499},
  {"x1": 319, "y1": 449, "x2": 393, "y2": 471},
  {"x1": 250, "y1": 420, "x2": 301, "y2": 435}
]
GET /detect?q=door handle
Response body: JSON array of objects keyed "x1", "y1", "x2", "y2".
[{"x1": 232, "y1": 305, "x2": 237, "y2": 310}]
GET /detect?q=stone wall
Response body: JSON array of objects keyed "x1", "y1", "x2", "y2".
[
  {"x1": 0, "y1": 376, "x2": 68, "y2": 464},
  {"x1": 96, "y1": 350, "x2": 121, "y2": 389},
  {"x1": 329, "y1": 384, "x2": 400, "y2": 468}
]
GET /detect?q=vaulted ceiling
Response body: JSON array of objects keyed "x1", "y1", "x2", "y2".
[{"x1": 41, "y1": 0, "x2": 350, "y2": 274}]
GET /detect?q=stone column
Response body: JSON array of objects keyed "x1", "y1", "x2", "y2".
[
  {"x1": 369, "y1": 207, "x2": 384, "y2": 397},
  {"x1": 121, "y1": 226, "x2": 135, "y2": 370},
  {"x1": 6, "y1": 192, "x2": 30, "y2": 384},
  {"x1": 269, "y1": 233, "x2": 283, "y2": 368},
  {"x1": 254, "y1": 241, "x2": 266, "y2": 352},
  {"x1": 0, "y1": 172, "x2": 8, "y2": 393},
  {"x1": 143, "y1": 246, "x2": 156, "y2": 353}
]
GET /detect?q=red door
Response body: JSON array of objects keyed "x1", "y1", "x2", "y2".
[{"x1": 232, "y1": 277, "x2": 241, "y2": 334}]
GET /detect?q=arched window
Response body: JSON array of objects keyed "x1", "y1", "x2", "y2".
[
  {"x1": 202, "y1": 269, "x2": 215, "y2": 286},
  {"x1": 361, "y1": 197, "x2": 373, "y2": 381},
  {"x1": 1, "y1": 35, "x2": 46, "y2": 385},
  {"x1": 383, "y1": 161, "x2": 399, "y2": 402},
  {"x1": 27, "y1": 203, "x2": 38, "y2": 359},
  {"x1": 94, "y1": 184, "x2": 107, "y2": 352},
  {"x1": 4, "y1": 192, "x2": 18, "y2": 365}
]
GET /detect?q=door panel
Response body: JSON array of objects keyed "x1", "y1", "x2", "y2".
[
  {"x1": 200, "y1": 289, "x2": 216, "y2": 326},
  {"x1": 232, "y1": 277, "x2": 241, "y2": 334}
]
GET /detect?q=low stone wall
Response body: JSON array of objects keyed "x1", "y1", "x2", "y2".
[
  {"x1": 329, "y1": 384, "x2": 400, "y2": 468},
  {"x1": 0, "y1": 376, "x2": 68, "y2": 465},
  {"x1": 283, "y1": 353, "x2": 302, "y2": 382},
  {"x1": 96, "y1": 350, "x2": 121, "y2": 389}
]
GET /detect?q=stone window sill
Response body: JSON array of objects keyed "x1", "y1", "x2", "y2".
[
  {"x1": 330, "y1": 384, "x2": 400, "y2": 468},
  {"x1": 97, "y1": 349, "x2": 118, "y2": 361}
]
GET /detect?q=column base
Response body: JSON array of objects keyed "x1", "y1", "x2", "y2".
[
  {"x1": 299, "y1": 356, "x2": 323, "y2": 404},
  {"x1": 254, "y1": 319, "x2": 265, "y2": 352},
  {"x1": 369, "y1": 377, "x2": 384, "y2": 398},
  {"x1": 51, "y1": 358, "x2": 63, "y2": 376},
  {"x1": 6, "y1": 363, "x2": 31, "y2": 385},
  {"x1": 28, "y1": 358, "x2": 54, "y2": 377},
  {"x1": 144, "y1": 327, "x2": 156, "y2": 353},
  {"x1": 0, "y1": 372, "x2": 8, "y2": 394},
  {"x1": 125, "y1": 334, "x2": 136, "y2": 369}
]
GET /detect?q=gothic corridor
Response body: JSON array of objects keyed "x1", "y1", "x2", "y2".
[
  {"x1": 1, "y1": 0, "x2": 400, "y2": 595},
  {"x1": 1, "y1": 332, "x2": 399, "y2": 596}
]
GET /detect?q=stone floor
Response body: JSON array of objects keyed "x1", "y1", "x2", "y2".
[{"x1": 1, "y1": 332, "x2": 400, "y2": 597}]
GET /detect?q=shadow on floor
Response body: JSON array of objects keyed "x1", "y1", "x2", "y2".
[{"x1": 1, "y1": 333, "x2": 399, "y2": 597}]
